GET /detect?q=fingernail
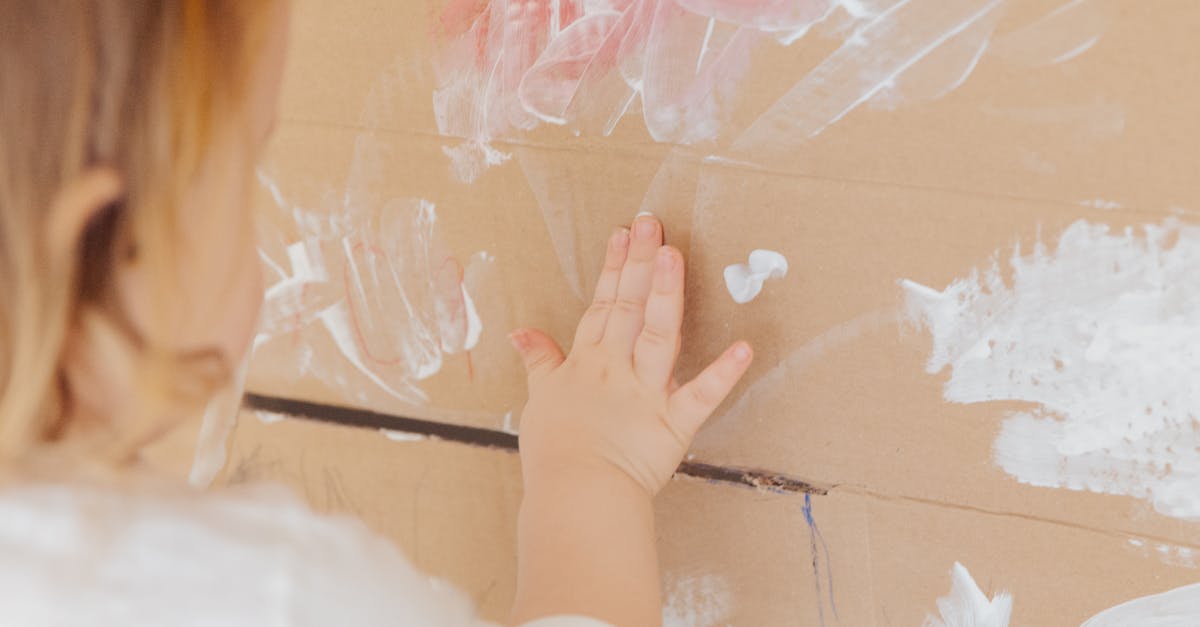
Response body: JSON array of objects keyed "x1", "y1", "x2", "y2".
[
  {"x1": 657, "y1": 248, "x2": 676, "y2": 271},
  {"x1": 508, "y1": 330, "x2": 528, "y2": 351},
  {"x1": 635, "y1": 218, "x2": 657, "y2": 239},
  {"x1": 613, "y1": 228, "x2": 630, "y2": 249},
  {"x1": 732, "y1": 343, "x2": 751, "y2": 363},
  {"x1": 636, "y1": 211, "x2": 654, "y2": 218}
]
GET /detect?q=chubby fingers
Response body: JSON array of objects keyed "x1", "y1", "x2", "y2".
[
  {"x1": 573, "y1": 227, "x2": 631, "y2": 346},
  {"x1": 603, "y1": 214, "x2": 662, "y2": 351},
  {"x1": 633, "y1": 246, "x2": 684, "y2": 388},
  {"x1": 511, "y1": 328, "x2": 566, "y2": 384},
  {"x1": 667, "y1": 342, "x2": 753, "y2": 440}
]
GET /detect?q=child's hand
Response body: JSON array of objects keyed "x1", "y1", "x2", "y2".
[{"x1": 510, "y1": 214, "x2": 753, "y2": 496}]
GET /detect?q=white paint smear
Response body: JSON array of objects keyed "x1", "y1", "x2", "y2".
[
  {"x1": 723, "y1": 249, "x2": 788, "y2": 303},
  {"x1": 255, "y1": 169, "x2": 491, "y2": 409},
  {"x1": 903, "y1": 219, "x2": 1200, "y2": 521},
  {"x1": 1082, "y1": 583, "x2": 1200, "y2": 627},
  {"x1": 982, "y1": 100, "x2": 1126, "y2": 140},
  {"x1": 924, "y1": 562, "x2": 1012, "y2": 627},
  {"x1": 441, "y1": 141, "x2": 512, "y2": 185},
  {"x1": 662, "y1": 573, "x2": 733, "y2": 627},
  {"x1": 188, "y1": 358, "x2": 249, "y2": 488},
  {"x1": 989, "y1": 0, "x2": 1115, "y2": 67},
  {"x1": 733, "y1": 0, "x2": 1004, "y2": 156},
  {"x1": 435, "y1": 0, "x2": 1111, "y2": 178}
]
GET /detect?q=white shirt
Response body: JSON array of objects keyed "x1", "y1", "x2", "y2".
[{"x1": 0, "y1": 480, "x2": 612, "y2": 627}]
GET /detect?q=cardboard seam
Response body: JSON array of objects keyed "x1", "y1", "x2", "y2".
[
  {"x1": 835, "y1": 483, "x2": 1200, "y2": 550},
  {"x1": 272, "y1": 117, "x2": 1175, "y2": 221}
]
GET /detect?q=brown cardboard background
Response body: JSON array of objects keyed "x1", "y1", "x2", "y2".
[{"x1": 224, "y1": 0, "x2": 1200, "y2": 624}]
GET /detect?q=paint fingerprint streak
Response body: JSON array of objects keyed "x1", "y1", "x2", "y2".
[
  {"x1": 802, "y1": 494, "x2": 837, "y2": 626},
  {"x1": 903, "y1": 219, "x2": 1200, "y2": 521},
  {"x1": 1081, "y1": 582, "x2": 1200, "y2": 627}
]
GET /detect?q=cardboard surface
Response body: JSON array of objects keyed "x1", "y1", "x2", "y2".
[
  {"x1": 221, "y1": 414, "x2": 1200, "y2": 626},
  {"x1": 233, "y1": 1, "x2": 1200, "y2": 624}
]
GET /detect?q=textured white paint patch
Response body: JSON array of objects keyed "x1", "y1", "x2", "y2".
[
  {"x1": 924, "y1": 562, "x2": 1012, "y2": 627},
  {"x1": 662, "y1": 573, "x2": 733, "y2": 627},
  {"x1": 1082, "y1": 583, "x2": 1200, "y2": 627},
  {"x1": 903, "y1": 219, "x2": 1200, "y2": 521},
  {"x1": 724, "y1": 249, "x2": 788, "y2": 303}
]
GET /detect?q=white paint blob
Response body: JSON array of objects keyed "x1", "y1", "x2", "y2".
[
  {"x1": 1082, "y1": 583, "x2": 1200, "y2": 626},
  {"x1": 924, "y1": 562, "x2": 1012, "y2": 627},
  {"x1": 724, "y1": 249, "x2": 788, "y2": 303},
  {"x1": 903, "y1": 219, "x2": 1200, "y2": 521},
  {"x1": 662, "y1": 573, "x2": 733, "y2": 627}
]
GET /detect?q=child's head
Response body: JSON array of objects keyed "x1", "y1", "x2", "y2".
[{"x1": 0, "y1": 1, "x2": 289, "y2": 463}]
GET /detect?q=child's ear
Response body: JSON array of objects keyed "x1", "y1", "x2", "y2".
[{"x1": 44, "y1": 167, "x2": 124, "y2": 263}]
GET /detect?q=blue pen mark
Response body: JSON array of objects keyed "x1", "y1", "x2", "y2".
[{"x1": 803, "y1": 493, "x2": 838, "y2": 625}]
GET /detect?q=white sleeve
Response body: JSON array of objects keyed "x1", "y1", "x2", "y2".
[{"x1": 519, "y1": 617, "x2": 615, "y2": 627}]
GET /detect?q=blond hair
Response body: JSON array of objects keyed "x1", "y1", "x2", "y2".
[{"x1": 0, "y1": 1, "x2": 273, "y2": 461}]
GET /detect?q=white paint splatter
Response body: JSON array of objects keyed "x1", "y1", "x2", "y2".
[
  {"x1": 723, "y1": 249, "x2": 788, "y2": 304},
  {"x1": 924, "y1": 562, "x2": 1012, "y2": 627},
  {"x1": 1082, "y1": 582, "x2": 1200, "y2": 627},
  {"x1": 903, "y1": 219, "x2": 1200, "y2": 521},
  {"x1": 1125, "y1": 537, "x2": 1200, "y2": 569},
  {"x1": 662, "y1": 573, "x2": 733, "y2": 627}
]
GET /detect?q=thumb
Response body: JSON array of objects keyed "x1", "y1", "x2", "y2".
[{"x1": 509, "y1": 328, "x2": 565, "y2": 382}]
